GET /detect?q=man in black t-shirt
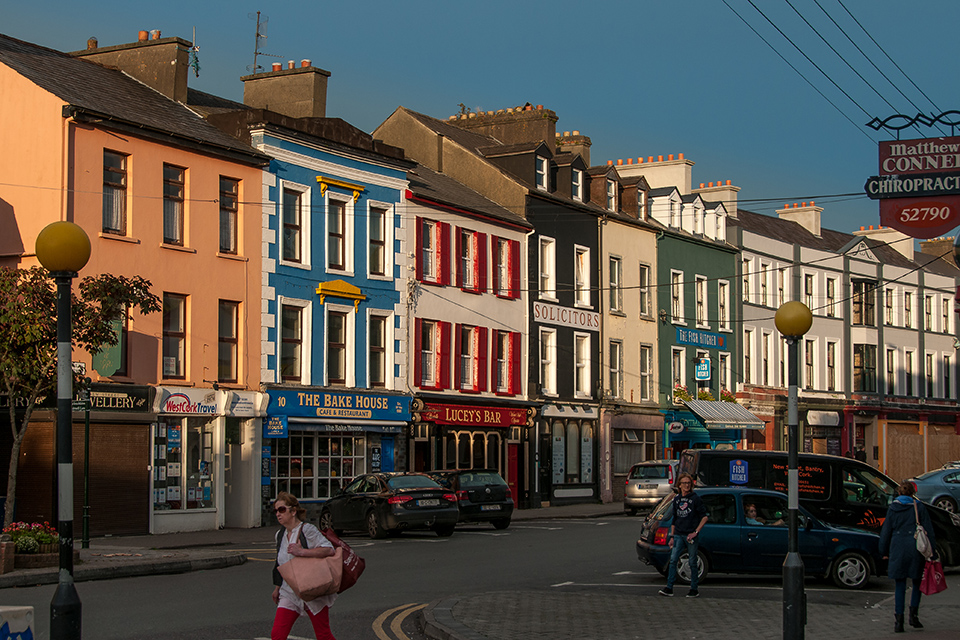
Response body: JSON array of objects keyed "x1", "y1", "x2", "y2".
[{"x1": 658, "y1": 472, "x2": 708, "y2": 598}]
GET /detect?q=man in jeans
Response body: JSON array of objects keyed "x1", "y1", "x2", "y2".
[{"x1": 659, "y1": 472, "x2": 708, "y2": 598}]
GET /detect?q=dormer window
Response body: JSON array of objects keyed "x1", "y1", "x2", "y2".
[
  {"x1": 638, "y1": 189, "x2": 647, "y2": 218},
  {"x1": 572, "y1": 169, "x2": 583, "y2": 202},
  {"x1": 535, "y1": 156, "x2": 549, "y2": 191},
  {"x1": 606, "y1": 179, "x2": 617, "y2": 211}
]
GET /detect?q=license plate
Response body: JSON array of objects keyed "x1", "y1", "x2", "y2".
[
  {"x1": 418, "y1": 499, "x2": 439, "y2": 507},
  {"x1": 640, "y1": 484, "x2": 657, "y2": 489},
  {"x1": 481, "y1": 505, "x2": 501, "y2": 511}
]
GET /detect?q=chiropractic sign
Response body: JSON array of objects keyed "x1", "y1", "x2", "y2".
[{"x1": 865, "y1": 135, "x2": 960, "y2": 239}]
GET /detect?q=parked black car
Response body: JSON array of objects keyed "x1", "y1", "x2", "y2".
[
  {"x1": 319, "y1": 472, "x2": 459, "y2": 538},
  {"x1": 636, "y1": 487, "x2": 885, "y2": 589},
  {"x1": 427, "y1": 469, "x2": 514, "y2": 529},
  {"x1": 679, "y1": 449, "x2": 960, "y2": 566}
]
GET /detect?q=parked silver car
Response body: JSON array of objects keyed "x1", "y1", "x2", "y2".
[
  {"x1": 911, "y1": 468, "x2": 960, "y2": 513},
  {"x1": 623, "y1": 460, "x2": 678, "y2": 516}
]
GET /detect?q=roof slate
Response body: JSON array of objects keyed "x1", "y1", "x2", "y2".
[
  {"x1": 0, "y1": 33, "x2": 263, "y2": 161},
  {"x1": 407, "y1": 164, "x2": 531, "y2": 229}
]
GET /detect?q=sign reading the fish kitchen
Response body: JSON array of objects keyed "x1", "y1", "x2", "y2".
[{"x1": 865, "y1": 135, "x2": 960, "y2": 239}]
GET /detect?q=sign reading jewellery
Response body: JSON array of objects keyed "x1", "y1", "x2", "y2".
[{"x1": 267, "y1": 389, "x2": 411, "y2": 421}]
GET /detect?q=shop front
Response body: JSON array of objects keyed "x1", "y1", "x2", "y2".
[
  {"x1": 608, "y1": 411, "x2": 664, "y2": 502},
  {"x1": 536, "y1": 404, "x2": 599, "y2": 506},
  {"x1": 262, "y1": 389, "x2": 411, "y2": 524},
  {"x1": 802, "y1": 409, "x2": 843, "y2": 456},
  {"x1": 662, "y1": 400, "x2": 764, "y2": 457},
  {"x1": 410, "y1": 400, "x2": 534, "y2": 506}
]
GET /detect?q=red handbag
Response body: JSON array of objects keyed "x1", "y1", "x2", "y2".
[
  {"x1": 920, "y1": 559, "x2": 947, "y2": 595},
  {"x1": 321, "y1": 528, "x2": 366, "y2": 593}
]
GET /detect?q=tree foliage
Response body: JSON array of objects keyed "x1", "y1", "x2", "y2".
[{"x1": 0, "y1": 266, "x2": 161, "y2": 525}]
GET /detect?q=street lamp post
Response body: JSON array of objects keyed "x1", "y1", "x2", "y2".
[
  {"x1": 774, "y1": 300, "x2": 813, "y2": 640},
  {"x1": 36, "y1": 221, "x2": 91, "y2": 640}
]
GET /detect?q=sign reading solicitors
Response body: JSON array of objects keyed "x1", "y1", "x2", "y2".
[
  {"x1": 533, "y1": 301, "x2": 600, "y2": 331},
  {"x1": 865, "y1": 135, "x2": 960, "y2": 239},
  {"x1": 267, "y1": 390, "x2": 410, "y2": 422}
]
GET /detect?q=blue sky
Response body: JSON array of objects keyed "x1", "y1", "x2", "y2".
[{"x1": 6, "y1": 0, "x2": 960, "y2": 235}]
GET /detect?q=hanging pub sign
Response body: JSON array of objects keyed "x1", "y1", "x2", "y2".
[{"x1": 865, "y1": 135, "x2": 960, "y2": 239}]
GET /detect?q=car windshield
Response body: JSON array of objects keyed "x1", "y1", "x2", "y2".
[
  {"x1": 460, "y1": 472, "x2": 507, "y2": 488},
  {"x1": 387, "y1": 475, "x2": 441, "y2": 490},
  {"x1": 629, "y1": 465, "x2": 670, "y2": 480},
  {"x1": 842, "y1": 465, "x2": 897, "y2": 506}
]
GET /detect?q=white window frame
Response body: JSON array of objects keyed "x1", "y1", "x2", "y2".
[
  {"x1": 324, "y1": 303, "x2": 355, "y2": 387},
  {"x1": 609, "y1": 255, "x2": 623, "y2": 313},
  {"x1": 639, "y1": 263, "x2": 652, "y2": 318},
  {"x1": 803, "y1": 337, "x2": 817, "y2": 390},
  {"x1": 574, "y1": 332, "x2": 591, "y2": 398},
  {"x1": 535, "y1": 156, "x2": 549, "y2": 191},
  {"x1": 325, "y1": 191, "x2": 354, "y2": 275},
  {"x1": 571, "y1": 169, "x2": 583, "y2": 202},
  {"x1": 904, "y1": 349, "x2": 915, "y2": 396},
  {"x1": 495, "y1": 331, "x2": 512, "y2": 394},
  {"x1": 458, "y1": 228, "x2": 477, "y2": 291},
  {"x1": 743, "y1": 329, "x2": 753, "y2": 385},
  {"x1": 695, "y1": 275, "x2": 708, "y2": 328},
  {"x1": 826, "y1": 277, "x2": 836, "y2": 317},
  {"x1": 540, "y1": 328, "x2": 557, "y2": 396},
  {"x1": 420, "y1": 320, "x2": 439, "y2": 388},
  {"x1": 608, "y1": 339, "x2": 623, "y2": 399},
  {"x1": 904, "y1": 291, "x2": 913, "y2": 328},
  {"x1": 718, "y1": 280, "x2": 730, "y2": 331},
  {"x1": 639, "y1": 344, "x2": 653, "y2": 401},
  {"x1": 760, "y1": 263, "x2": 770, "y2": 307},
  {"x1": 539, "y1": 236, "x2": 557, "y2": 301},
  {"x1": 367, "y1": 200, "x2": 394, "y2": 281},
  {"x1": 574, "y1": 245, "x2": 591, "y2": 307},
  {"x1": 742, "y1": 259, "x2": 751, "y2": 303},
  {"x1": 606, "y1": 179, "x2": 617, "y2": 212},
  {"x1": 367, "y1": 310, "x2": 393, "y2": 390},
  {"x1": 671, "y1": 270, "x2": 685, "y2": 324},
  {"x1": 803, "y1": 272, "x2": 814, "y2": 310},
  {"x1": 671, "y1": 347, "x2": 685, "y2": 390},
  {"x1": 718, "y1": 352, "x2": 730, "y2": 395},
  {"x1": 279, "y1": 180, "x2": 311, "y2": 269},
  {"x1": 827, "y1": 340, "x2": 839, "y2": 392},
  {"x1": 277, "y1": 296, "x2": 312, "y2": 384},
  {"x1": 762, "y1": 331, "x2": 771, "y2": 386}
]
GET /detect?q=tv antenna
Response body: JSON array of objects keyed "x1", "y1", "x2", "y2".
[{"x1": 247, "y1": 11, "x2": 283, "y2": 74}]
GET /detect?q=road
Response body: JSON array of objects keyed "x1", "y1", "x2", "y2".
[{"x1": 0, "y1": 516, "x2": 896, "y2": 639}]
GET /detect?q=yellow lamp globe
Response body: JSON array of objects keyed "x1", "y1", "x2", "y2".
[
  {"x1": 35, "y1": 221, "x2": 91, "y2": 273},
  {"x1": 774, "y1": 301, "x2": 813, "y2": 338}
]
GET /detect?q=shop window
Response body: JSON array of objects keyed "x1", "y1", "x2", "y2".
[
  {"x1": 268, "y1": 434, "x2": 365, "y2": 500},
  {"x1": 613, "y1": 428, "x2": 661, "y2": 474},
  {"x1": 153, "y1": 418, "x2": 215, "y2": 511}
]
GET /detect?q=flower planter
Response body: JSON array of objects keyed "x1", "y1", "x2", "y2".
[
  {"x1": 14, "y1": 550, "x2": 80, "y2": 570},
  {"x1": 38, "y1": 543, "x2": 58, "y2": 554}
]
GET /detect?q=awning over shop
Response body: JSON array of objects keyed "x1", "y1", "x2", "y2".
[{"x1": 682, "y1": 400, "x2": 765, "y2": 430}]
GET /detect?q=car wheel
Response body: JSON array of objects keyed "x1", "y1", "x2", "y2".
[
  {"x1": 676, "y1": 550, "x2": 709, "y2": 585},
  {"x1": 933, "y1": 496, "x2": 958, "y2": 513},
  {"x1": 366, "y1": 510, "x2": 387, "y2": 539},
  {"x1": 626, "y1": 508, "x2": 638, "y2": 517},
  {"x1": 831, "y1": 551, "x2": 870, "y2": 589},
  {"x1": 434, "y1": 524, "x2": 455, "y2": 537},
  {"x1": 319, "y1": 510, "x2": 334, "y2": 531},
  {"x1": 492, "y1": 518, "x2": 511, "y2": 530}
]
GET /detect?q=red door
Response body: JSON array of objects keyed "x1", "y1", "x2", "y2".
[{"x1": 507, "y1": 443, "x2": 519, "y2": 504}]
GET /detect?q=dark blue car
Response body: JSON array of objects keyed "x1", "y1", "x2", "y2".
[{"x1": 636, "y1": 487, "x2": 886, "y2": 589}]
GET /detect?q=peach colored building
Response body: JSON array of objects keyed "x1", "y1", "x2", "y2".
[{"x1": 0, "y1": 32, "x2": 268, "y2": 533}]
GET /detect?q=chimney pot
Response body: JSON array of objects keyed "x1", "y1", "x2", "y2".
[
  {"x1": 572, "y1": 130, "x2": 580, "y2": 136},
  {"x1": 637, "y1": 157, "x2": 644, "y2": 164},
  {"x1": 658, "y1": 155, "x2": 663, "y2": 162},
  {"x1": 802, "y1": 202, "x2": 807, "y2": 207},
  {"x1": 668, "y1": 154, "x2": 674, "y2": 161},
  {"x1": 450, "y1": 116, "x2": 457, "y2": 121},
  {"x1": 301, "y1": 59, "x2": 311, "y2": 67},
  {"x1": 869, "y1": 225, "x2": 874, "y2": 230},
  {"x1": 564, "y1": 131, "x2": 570, "y2": 137},
  {"x1": 726, "y1": 180, "x2": 731, "y2": 185},
  {"x1": 793, "y1": 203, "x2": 799, "y2": 208},
  {"x1": 272, "y1": 62, "x2": 282, "y2": 72},
  {"x1": 617, "y1": 159, "x2": 623, "y2": 165},
  {"x1": 700, "y1": 183, "x2": 705, "y2": 188},
  {"x1": 679, "y1": 153, "x2": 684, "y2": 160},
  {"x1": 468, "y1": 112, "x2": 476, "y2": 118},
  {"x1": 810, "y1": 200, "x2": 814, "y2": 205},
  {"x1": 138, "y1": 30, "x2": 148, "y2": 42},
  {"x1": 524, "y1": 105, "x2": 532, "y2": 111},
  {"x1": 287, "y1": 60, "x2": 295, "y2": 69},
  {"x1": 536, "y1": 105, "x2": 543, "y2": 110},
  {"x1": 150, "y1": 30, "x2": 161, "y2": 40},
  {"x1": 648, "y1": 156, "x2": 654, "y2": 163},
  {"x1": 860, "y1": 226, "x2": 865, "y2": 230},
  {"x1": 607, "y1": 160, "x2": 613, "y2": 166},
  {"x1": 87, "y1": 37, "x2": 98, "y2": 50}
]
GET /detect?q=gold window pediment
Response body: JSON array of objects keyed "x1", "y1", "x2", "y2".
[
  {"x1": 316, "y1": 279, "x2": 366, "y2": 311},
  {"x1": 317, "y1": 175, "x2": 365, "y2": 203}
]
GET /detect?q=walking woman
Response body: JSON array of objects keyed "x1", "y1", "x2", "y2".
[
  {"x1": 879, "y1": 481, "x2": 935, "y2": 633},
  {"x1": 271, "y1": 491, "x2": 338, "y2": 640}
]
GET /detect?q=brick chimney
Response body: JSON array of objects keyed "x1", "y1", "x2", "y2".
[
  {"x1": 448, "y1": 104, "x2": 558, "y2": 153},
  {"x1": 776, "y1": 201, "x2": 824, "y2": 237},
  {"x1": 241, "y1": 60, "x2": 331, "y2": 119},
  {"x1": 615, "y1": 153, "x2": 694, "y2": 195},
  {"x1": 693, "y1": 180, "x2": 740, "y2": 219},
  {"x1": 71, "y1": 30, "x2": 191, "y2": 103},
  {"x1": 919, "y1": 236, "x2": 957, "y2": 266},
  {"x1": 556, "y1": 130, "x2": 591, "y2": 166}
]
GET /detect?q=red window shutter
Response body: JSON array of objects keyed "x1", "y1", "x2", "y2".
[
  {"x1": 455, "y1": 228, "x2": 463, "y2": 288},
  {"x1": 415, "y1": 218, "x2": 424, "y2": 281},
  {"x1": 477, "y1": 327, "x2": 488, "y2": 391},
  {"x1": 453, "y1": 323, "x2": 462, "y2": 390},
  {"x1": 439, "y1": 222, "x2": 451, "y2": 285},
  {"x1": 439, "y1": 321, "x2": 451, "y2": 388},
  {"x1": 510, "y1": 331, "x2": 521, "y2": 395},
  {"x1": 490, "y1": 235, "x2": 500, "y2": 294},
  {"x1": 509, "y1": 239, "x2": 521, "y2": 299},
  {"x1": 477, "y1": 233, "x2": 487, "y2": 293},
  {"x1": 414, "y1": 317, "x2": 423, "y2": 388}
]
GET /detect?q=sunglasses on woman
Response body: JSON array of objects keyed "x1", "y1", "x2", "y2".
[{"x1": 273, "y1": 505, "x2": 291, "y2": 515}]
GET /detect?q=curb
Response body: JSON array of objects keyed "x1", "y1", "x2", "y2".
[
  {"x1": 420, "y1": 598, "x2": 487, "y2": 640},
  {"x1": 0, "y1": 553, "x2": 246, "y2": 589}
]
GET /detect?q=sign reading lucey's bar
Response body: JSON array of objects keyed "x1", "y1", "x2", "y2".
[
  {"x1": 533, "y1": 301, "x2": 600, "y2": 331},
  {"x1": 868, "y1": 135, "x2": 960, "y2": 239},
  {"x1": 419, "y1": 402, "x2": 528, "y2": 427}
]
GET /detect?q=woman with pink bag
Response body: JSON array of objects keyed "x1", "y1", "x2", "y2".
[
  {"x1": 270, "y1": 492, "x2": 338, "y2": 640},
  {"x1": 879, "y1": 481, "x2": 936, "y2": 633}
]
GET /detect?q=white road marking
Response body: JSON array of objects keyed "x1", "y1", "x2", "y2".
[
  {"x1": 551, "y1": 581, "x2": 574, "y2": 587},
  {"x1": 510, "y1": 525, "x2": 563, "y2": 531},
  {"x1": 551, "y1": 581, "x2": 891, "y2": 594}
]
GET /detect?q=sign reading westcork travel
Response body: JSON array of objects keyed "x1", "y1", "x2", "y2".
[{"x1": 866, "y1": 135, "x2": 960, "y2": 239}]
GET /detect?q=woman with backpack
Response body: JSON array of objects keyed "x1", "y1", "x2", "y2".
[{"x1": 270, "y1": 491, "x2": 338, "y2": 640}]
